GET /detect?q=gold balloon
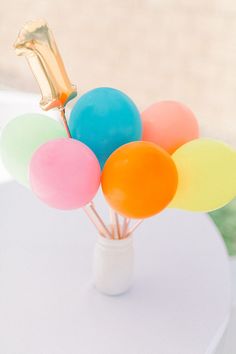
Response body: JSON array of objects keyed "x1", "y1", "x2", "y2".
[{"x1": 14, "y1": 19, "x2": 77, "y2": 110}]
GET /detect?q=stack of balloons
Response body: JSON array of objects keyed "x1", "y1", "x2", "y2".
[
  {"x1": 1, "y1": 20, "x2": 236, "y2": 241},
  {"x1": 1, "y1": 89, "x2": 236, "y2": 240}
]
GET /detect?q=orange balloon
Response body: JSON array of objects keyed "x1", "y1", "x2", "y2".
[{"x1": 101, "y1": 141, "x2": 178, "y2": 219}]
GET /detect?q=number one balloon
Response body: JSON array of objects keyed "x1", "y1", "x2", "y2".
[
  {"x1": 14, "y1": 20, "x2": 77, "y2": 111},
  {"x1": 14, "y1": 20, "x2": 112, "y2": 238},
  {"x1": 14, "y1": 19, "x2": 76, "y2": 137}
]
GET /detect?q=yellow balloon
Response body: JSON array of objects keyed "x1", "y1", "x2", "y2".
[{"x1": 169, "y1": 139, "x2": 236, "y2": 212}]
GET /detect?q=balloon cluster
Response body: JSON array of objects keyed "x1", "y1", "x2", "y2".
[{"x1": 1, "y1": 20, "x2": 236, "y2": 239}]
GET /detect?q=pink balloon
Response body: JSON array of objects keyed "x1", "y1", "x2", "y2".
[
  {"x1": 141, "y1": 101, "x2": 199, "y2": 154},
  {"x1": 30, "y1": 138, "x2": 101, "y2": 210}
]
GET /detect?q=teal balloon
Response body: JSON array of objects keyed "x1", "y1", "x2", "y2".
[
  {"x1": 69, "y1": 87, "x2": 142, "y2": 167},
  {"x1": 0, "y1": 114, "x2": 67, "y2": 186}
]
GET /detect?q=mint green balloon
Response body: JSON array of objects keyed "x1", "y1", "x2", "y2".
[{"x1": 0, "y1": 114, "x2": 67, "y2": 186}]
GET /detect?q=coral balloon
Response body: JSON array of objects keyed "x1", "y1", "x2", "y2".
[
  {"x1": 102, "y1": 141, "x2": 178, "y2": 219},
  {"x1": 30, "y1": 138, "x2": 101, "y2": 210},
  {"x1": 169, "y1": 139, "x2": 236, "y2": 212},
  {"x1": 142, "y1": 101, "x2": 199, "y2": 154},
  {"x1": 0, "y1": 114, "x2": 67, "y2": 186},
  {"x1": 69, "y1": 87, "x2": 142, "y2": 168}
]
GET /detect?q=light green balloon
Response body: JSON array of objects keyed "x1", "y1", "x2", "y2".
[{"x1": 0, "y1": 114, "x2": 67, "y2": 186}]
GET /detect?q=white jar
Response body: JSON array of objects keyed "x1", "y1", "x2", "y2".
[{"x1": 93, "y1": 235, "x2": 134, "y2": 296}]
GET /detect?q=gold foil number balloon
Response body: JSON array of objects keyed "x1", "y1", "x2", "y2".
[{"x1": 14, "y1": 19, "x2": 77, "y2": 110}]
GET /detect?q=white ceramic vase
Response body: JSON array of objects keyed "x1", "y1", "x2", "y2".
[{"x1": 93, "y1": 235, "x2": 134, "y2": 295}]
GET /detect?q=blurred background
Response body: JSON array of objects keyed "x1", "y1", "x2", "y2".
[{"x1": 0, "y1": 0, "x2": 236, "y2": 147}]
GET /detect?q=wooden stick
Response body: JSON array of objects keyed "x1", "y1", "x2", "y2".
[
  {"x1": 59, "y1": 107, "x2": 72, "y2": 138},
  {"x1": 109, "y1": 208, "x2": 115, "y2": 239},
  {"x1": 114, "y1": 212, "x2": 121, "y2": 239},
  {"x1": 126, "y1": 219, "x2": 143, "y2": 237},
  {"x1": 122, "y1": 218, "x2": 130, "y2": 238},
  {"x1": 85, "y1": 202, "x2": 111, "y2": 238},
  {"x1": 110, "y1": 208, "x2": 121, "y2": 239},
  {"x1": 83, "y1": 205, "x2": 105, "y2": 236}
]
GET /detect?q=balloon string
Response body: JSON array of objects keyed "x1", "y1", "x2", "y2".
[{"x1": 57, "y1": 108, "x2": 111, "y2": 239}]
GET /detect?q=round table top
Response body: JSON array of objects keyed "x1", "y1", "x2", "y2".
[{"x1": 0, "y1": 91, "x2": 231, "y2": 354}]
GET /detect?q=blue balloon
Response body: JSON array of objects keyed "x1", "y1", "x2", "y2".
[{"x1": 69, "y1": 87, "x2": 142, "y2": 168}]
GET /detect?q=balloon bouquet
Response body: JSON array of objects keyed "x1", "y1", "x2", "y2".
[{"x1": 1, "y1": 20, "x2": 236, "y2": 295}]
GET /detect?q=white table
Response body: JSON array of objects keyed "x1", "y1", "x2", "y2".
[{"x1": 0, "y1": 90, "x2": 232, "y2": 354}]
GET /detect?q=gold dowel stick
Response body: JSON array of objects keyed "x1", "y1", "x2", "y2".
[
  {"x1": 83, "y1": 205, "x2": 106, "y2": 236},
  {"x1": 85, "y1": 202, "x2": 111, "y2": 238},
  {"x1": 114, "y1": 211, "x2": 121, "y2": 239},
  {"x1": 122, "y1": 218, "x2": 130, "y2": 238},
  {"x1": 109, "y1": 208, "x2": 115, "y2": 239},
  {"x1": 126, "y1": 219, "x2": 143, "y2": 237},
  {"x1": 110, "y1": 208, "x2": 117, "y2": 239},
  {"x1": 110, "y1": 208, "x2": 121, "y2": 239},
  {"x1": 59, "y1": 107, "x2": 72, "y2": 138}
]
